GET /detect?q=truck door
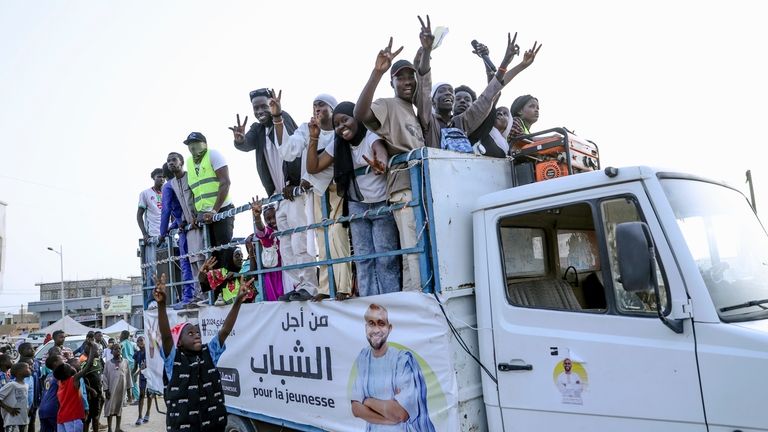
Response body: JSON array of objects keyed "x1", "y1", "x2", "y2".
[{"x1": 483, "y1": 184, "x2": 706, "y2": 431}]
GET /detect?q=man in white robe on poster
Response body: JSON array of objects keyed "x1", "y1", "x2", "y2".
[{"x1": 351, "y1": 304, "x2": 435, "y2": 432}]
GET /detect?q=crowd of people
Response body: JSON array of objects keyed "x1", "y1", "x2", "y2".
[
  {"x1": 137, "y1": 16, "x2": 543, "y2": 309},
  {"x1": 0, "y1": 330, "x2": 155, "y2": 432}
]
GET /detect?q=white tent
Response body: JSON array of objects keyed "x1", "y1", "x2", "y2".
[
  {"x1": 38, "y1": 316, "x2": 100, "y2": 336},
  {"x1": 100, "y1": 319, "x2": 139, "y2": 335}
]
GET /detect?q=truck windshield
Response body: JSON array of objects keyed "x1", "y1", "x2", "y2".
[{"x1": 661, "y1": 178, "x2": 768, "y2": 322}]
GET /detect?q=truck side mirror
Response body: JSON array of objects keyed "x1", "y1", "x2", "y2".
[
  {"x1": 616, "y1": 222, "x2": 655, "y2": 293},
  {"x1": 615, "y1": 221, "x2": 684, "y2": 334}
]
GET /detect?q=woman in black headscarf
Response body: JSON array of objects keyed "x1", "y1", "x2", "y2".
[{"x1": 306, "y1": 101, "x2": 401, "y2": 298}]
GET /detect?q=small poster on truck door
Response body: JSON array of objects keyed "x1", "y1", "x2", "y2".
[
  {"x1": 145, "y1": 292, "x2": 459, "y2": 432},
  {"x1": 553, "y1": 357, "x2": 588, "y2": 405}
]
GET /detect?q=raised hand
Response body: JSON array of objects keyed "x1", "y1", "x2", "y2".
[
  {"x1": 245, "y1": 233, "x2": 255, "y2": 256},
  {"x1": 228, "y1": 114, "x2": 248, "y2": 143},
  {"x1": 200, "y1": 256, "x2": 218, "y2": 273},
  {"x1": 268, "y1": 89, "x2": 282, "y2": 117},
  {"x1": 418, "y1": 15, "x2": 434, "y2": 51},
  {"x1": 374, "y1": 37, "x2": 404, "y2": 74},
  {"x1": 308, "y1": 116, "x2": 321, "y2": 140},
  {"x1": 237, "y1": 277, "x2": 257, "y2": 303},
  {"x1": 472, "y1": 41, "x2": 489, "y2": 58},
  {"x1": 520, "y1": 41, "x2": 542, "y2": 68},
  {"x1": 499, "y1": 32, "x2": 520, "y2": 69},
  {"x1": 251, "y1": 196, "x2": 263, "y2": 219},
  {"x1": 362, "y1": 149, "x2": 387, "y2": 175},
  {"x1": 152, "y1": 273, "x2": 168, "y2": 305}
]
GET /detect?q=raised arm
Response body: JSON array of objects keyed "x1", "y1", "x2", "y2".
[
  {"x1": 218, "y1": 277, "x2": 255, "y2": 345},
  {"x1": 305, "y1": 118, "x2": 334, "y2": 174},
  {"x1": 354, "y1": 37, "x2": 403, "y2": 131},
  {"x1": 250, "y1": 197, "x2": 265, "y2": 232},
  {"x1": 153, "y1": 274, "x2": 174, "y2": 358},
  {"x1": 415, "y1": 15, "x2": 434, "y2": 131},
  {"x1": 268, "y1": 89, "x2": 285, "y2": 145},
  {"x1": 73, "y1": 344, "x2": 96, "y2": 381},
  {"x1": 500, "y1": 40, "x2": 542, "y2": 86}
]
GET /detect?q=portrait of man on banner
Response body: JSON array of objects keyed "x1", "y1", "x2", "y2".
[{"x1": 350, "y1": 303, "x2": 435, "y2": 432}]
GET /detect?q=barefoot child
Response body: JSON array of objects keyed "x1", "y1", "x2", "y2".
[{"x1": 154, "y1": 273, "x2": 254, "y2": 432}]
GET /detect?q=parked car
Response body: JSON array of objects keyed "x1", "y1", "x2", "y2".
[{"x1": 34, "y1": 335, "x2": 87, "y2": 360}]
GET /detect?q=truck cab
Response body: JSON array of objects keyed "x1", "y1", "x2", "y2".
[{"x1": 475, "y1": 166, "x2": 768, "y2": 431}]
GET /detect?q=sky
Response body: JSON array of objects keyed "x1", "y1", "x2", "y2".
[{"x1": 1, "y1": 1, "x2": 766, "y2": 313}]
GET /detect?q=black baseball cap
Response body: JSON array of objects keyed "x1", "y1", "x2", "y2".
[
  {"x1": 390, "y1": 60, "x2": 416, "y2": 78},
  {"x1": 183, "y1": 132, "x2": 207, "y2": 145},
  {"x1": 249, "y1": 88, "x2": 270, "y2": 102}
]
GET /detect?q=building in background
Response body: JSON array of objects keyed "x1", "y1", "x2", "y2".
[
  {"x1": 0, "y1": 201, "x2": 6, "y2": 293},
  {"x1": 28, "y1": 277, "x2": 144, "y2": 329}
]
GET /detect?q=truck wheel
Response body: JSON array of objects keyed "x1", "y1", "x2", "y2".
[{"x1": 225, "y1": 414, "x2": 257, "y2": 432}]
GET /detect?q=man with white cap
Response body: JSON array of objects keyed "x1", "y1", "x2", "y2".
[{"x1": 276, "y1": 94, "x2": 353, "y2": 301}]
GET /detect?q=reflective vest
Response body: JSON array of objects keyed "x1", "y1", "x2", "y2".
[{"x1": 187, "y1": 151, "x2": 229, "y2": 212}]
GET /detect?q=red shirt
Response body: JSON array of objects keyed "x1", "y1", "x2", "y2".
[{"x1": 56, "y1": 376, "x2": 84, "y2": 424}]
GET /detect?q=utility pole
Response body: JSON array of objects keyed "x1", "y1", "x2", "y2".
[{"x1": 46, "y1": 245, "x2": 66, "y2": 320}]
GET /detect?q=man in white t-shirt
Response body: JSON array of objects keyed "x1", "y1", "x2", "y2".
[{"x1": 137, "y1": 168, "x2": 164, "y2": 287}]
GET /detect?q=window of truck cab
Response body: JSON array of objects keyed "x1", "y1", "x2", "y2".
[
  {"x1": 660, "y1": 177, "x2": 768, "y2": 322},
  {"x1": 498, "y1": 197, "x2": 670, "y2": 315}
]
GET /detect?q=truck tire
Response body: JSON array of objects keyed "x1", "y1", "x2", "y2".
[{"x1": 225, "y1": 414, "x2": 257, "y2": 432}]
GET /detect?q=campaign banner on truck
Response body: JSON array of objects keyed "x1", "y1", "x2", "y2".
[{"x1": 144, "y1": 292, "x2": 459, "y2": 432}]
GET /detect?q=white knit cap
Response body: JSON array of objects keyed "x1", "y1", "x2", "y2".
[{"x1": 313, "y1": 94, "x2": 338, "y2": 110}]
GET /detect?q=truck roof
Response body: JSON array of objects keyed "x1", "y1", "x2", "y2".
[{"x1": 472, "y1": 166, "x2": 732, "y2": 212}]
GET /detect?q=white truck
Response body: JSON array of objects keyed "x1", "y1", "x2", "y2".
[{"x1": 144, "y1": 148, "x2": 768, "y2": 431}]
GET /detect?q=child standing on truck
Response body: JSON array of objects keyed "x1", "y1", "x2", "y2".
[
  {"x1": 153, "y1": 273, "x2": 254, "y2": 432},
  {"x1": 249, "y1": 197, "x2": 285, "y2": 301}
]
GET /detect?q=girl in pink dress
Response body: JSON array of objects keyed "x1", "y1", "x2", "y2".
[{"x1": 249, "y1": 198, "x2": 284, "y2": 301}]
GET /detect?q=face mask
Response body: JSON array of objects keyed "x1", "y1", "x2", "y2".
[{"x1": 187, "y1": 141, "x2": 207, "y2": 159}]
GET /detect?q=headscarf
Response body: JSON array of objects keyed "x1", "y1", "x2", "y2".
[
  {"x1": 170, "y1": 322, "x2": 192, "y2": 348},
  {"x1": 332, "y1": 102, "x2": 368, "y2": 212}
]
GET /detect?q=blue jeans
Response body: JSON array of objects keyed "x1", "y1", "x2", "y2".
[
  {"x1": 348, "y1": 201, "x2": 401, "y2": 296},
  {"x1": 177, "y1": 232, "x2": 195, "y2": 302}
]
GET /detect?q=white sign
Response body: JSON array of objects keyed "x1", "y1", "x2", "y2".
[
  {"x1": 144, "y1": 292, "x2": 458, "y2": 432},
  {"x1": 101, "y1": 295, "x2": 131, "y2": 315}
]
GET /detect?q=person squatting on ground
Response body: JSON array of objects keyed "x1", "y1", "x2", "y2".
[{"x1": 153, "y1": 273, "x2": 255, "y2": 432}]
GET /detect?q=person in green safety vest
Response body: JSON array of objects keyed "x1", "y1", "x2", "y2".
[{"x1": 183, "y1": 132, "x2": 235, "y2": 302}]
